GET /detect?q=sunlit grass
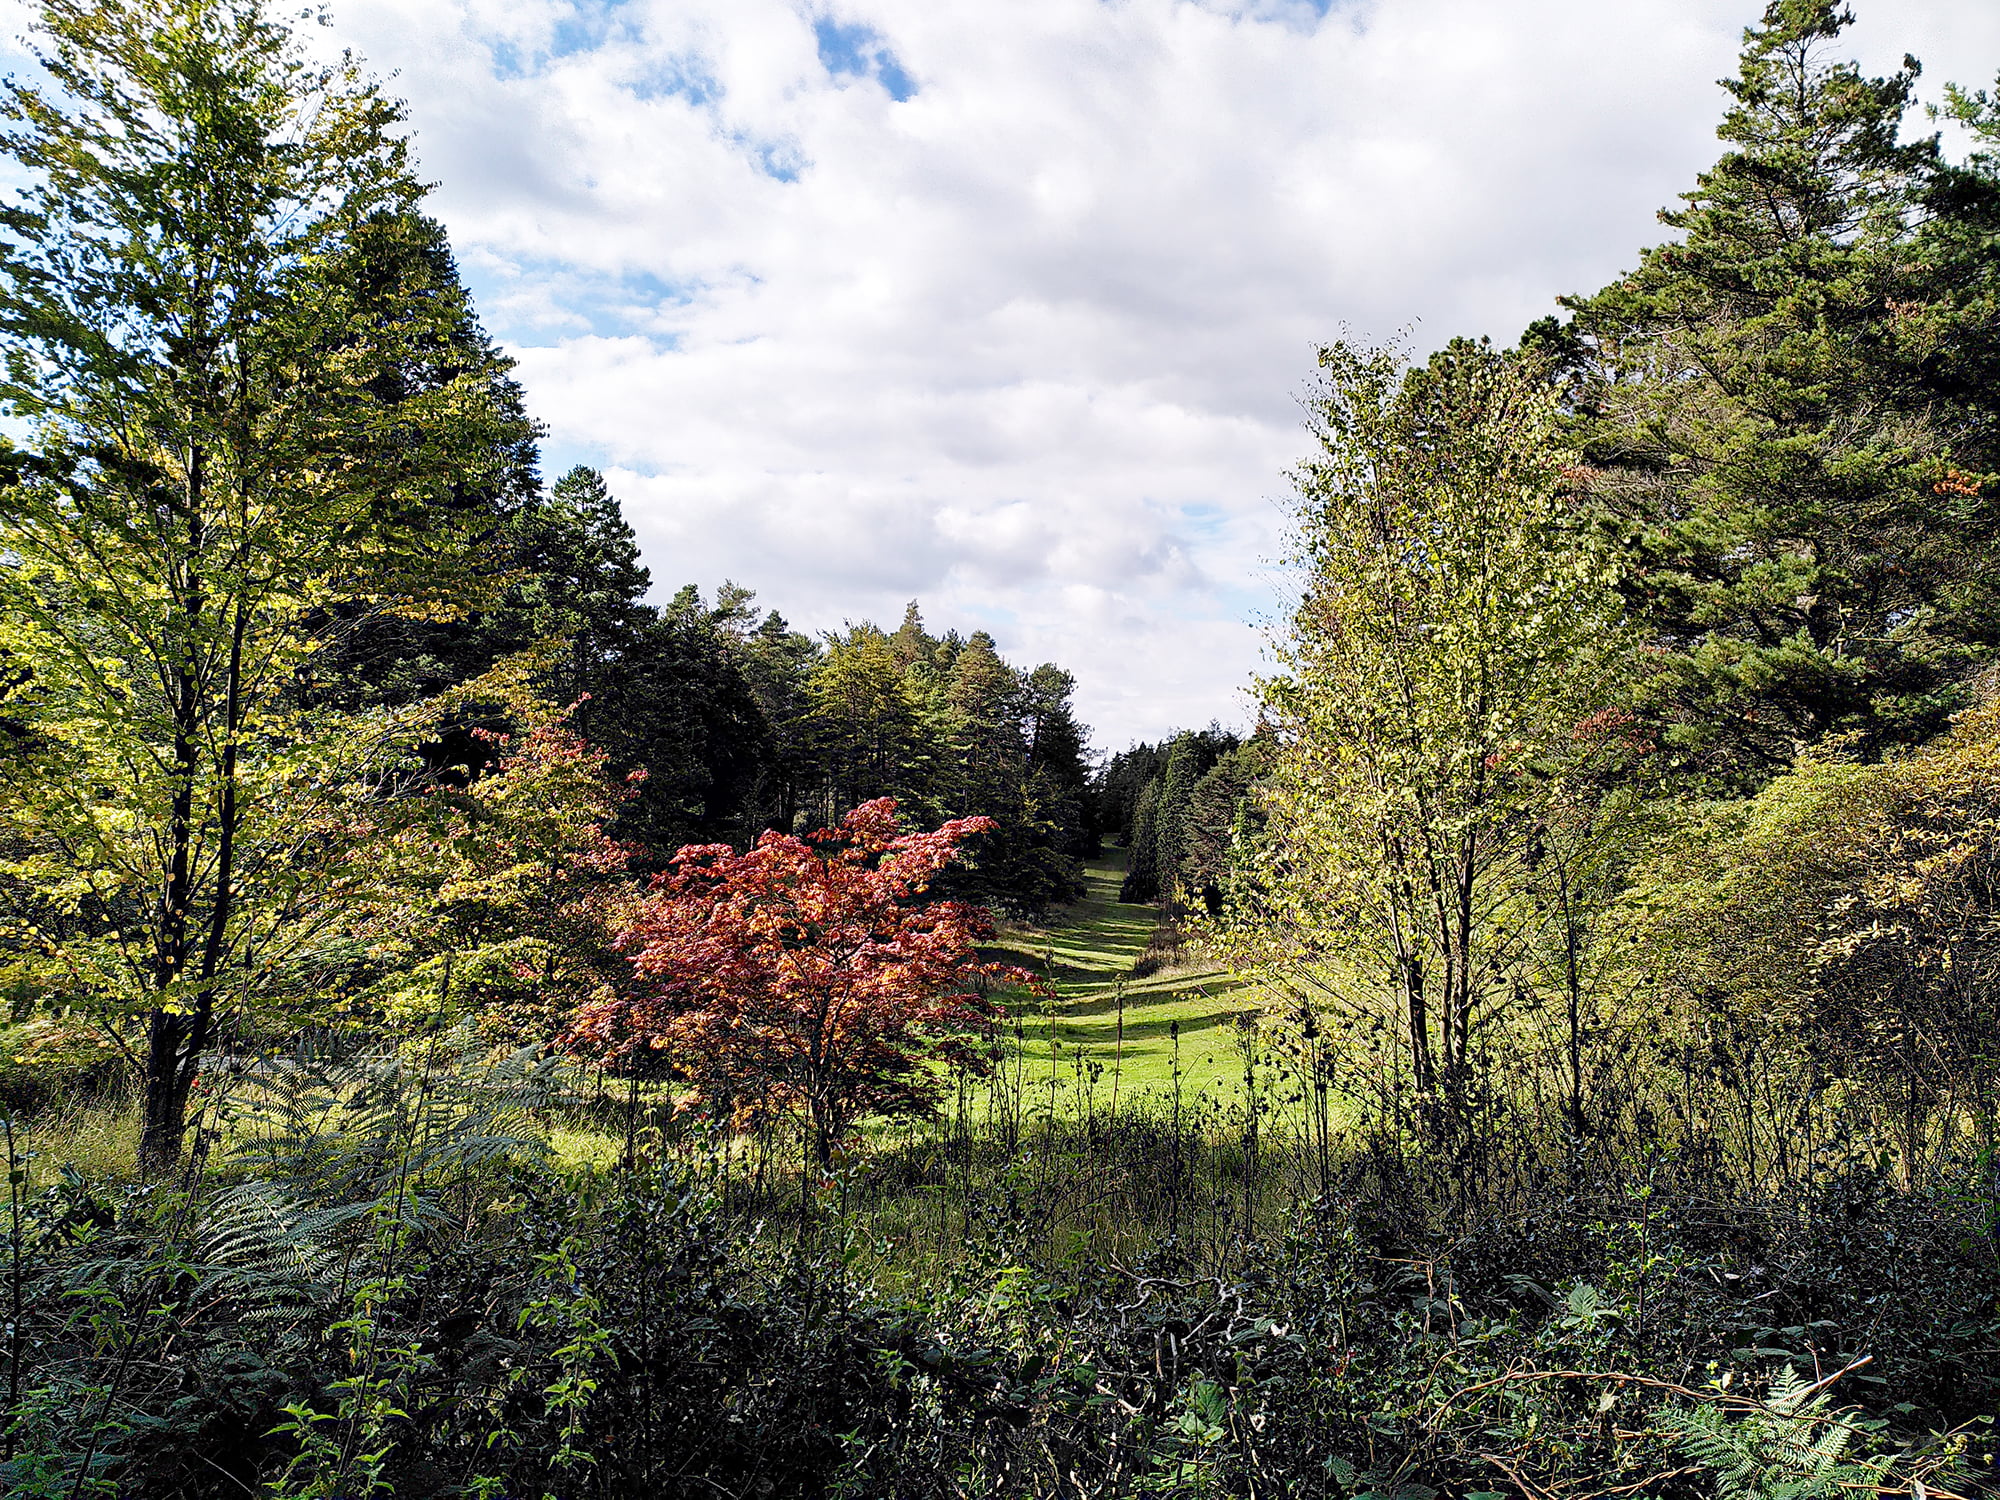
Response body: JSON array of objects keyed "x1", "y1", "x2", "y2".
[
  {"x1": 14, "y1": 1092, "x2": 142, "y2": 1188},
  {"x1": 986, "y1": 850, "x2": 1264, "y2": 1104},
  {"x1": 2, "y1": 853, "x2": 1269, "y2": 1187},
  {"x1": 549, "y1": 1122, "x2": 624, "y2": 1174}
]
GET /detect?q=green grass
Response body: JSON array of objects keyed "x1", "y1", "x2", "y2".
[
  {"x1": 13, "y1": 1093, "x2": 142, "y2": 1188},
  {"x1": 986, "y1": 849, "x2": 1263, "y2": 1104},
  {"x1": 9, "y1": 853, "x2": 1266, "y2": 1185}
]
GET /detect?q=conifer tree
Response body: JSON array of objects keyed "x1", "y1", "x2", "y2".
[
  {"x1": 1122, "y1": 781, "x2": 1162, "y2": 903},
  {"x1": 807, "y1": 628, "x2": 926, "y2": 824},
  {"x1": 1561, "y1": 0, "x2": 2000, "y2": 787}
]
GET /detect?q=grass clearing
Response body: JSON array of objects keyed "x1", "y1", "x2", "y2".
[
  {"x1": 7, "y1": 852, "x2": 1266, "y2": 1185},
  {"x1": 14, "y1": 1090, "x2": 141, "y2": 1188},
  {"x1": 986, "y1": 848, "x2": 1263, "y2": 1105}
]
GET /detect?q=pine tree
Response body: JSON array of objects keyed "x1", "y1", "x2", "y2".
[
  {"x1": 806, "y1": 628, "x2": 926, "y2": 824},
  {"x1": 1561, "y1": 0, "x2": 2000, "y2": 787}
]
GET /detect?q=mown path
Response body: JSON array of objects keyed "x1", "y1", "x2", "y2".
[{"x1": 989, "y1": 851, "x2": 1262, "y2": 1100}]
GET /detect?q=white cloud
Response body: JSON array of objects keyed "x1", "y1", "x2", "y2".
[{"x1": 10, "y1": 0, "x2": 1999, "y2": 749}]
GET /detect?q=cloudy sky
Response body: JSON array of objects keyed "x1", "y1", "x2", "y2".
[{"x1": 24, "y1": 0, "x2": 2000, "y2": 750}]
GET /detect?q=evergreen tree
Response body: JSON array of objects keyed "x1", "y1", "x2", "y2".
[
  {"x1": 609, "y1": 585, "x2": 773, "y2": 851},
  {"x1": 1122, "y1": 781, "x2": 1162, "y2": 903},
  {"x1": 1559, "y1": 0, "x2": 2000, "y2": 789},
  {"x1": 737, "y1": 606, "x2": 821, "y2": 835},
  {"x1": 1096, "y1": 742, "x2": 1165, "y2": 847},
  {"x1": 935, "y1": 649, "x2": 1088, "y2": 912},
  {"x1": 1152, "y1": 728, "x2": 1236, "y2": 904},
  {"x1": 806, "y1": 627, "x2": 927, "y2": 825},
  {"x1": 294, "y1": 211, "x2": 543, "y2": 716},
  {"x1": 1115, "y1": 728, "x2": 1235, "y2": 905},
  {"x1": 889, "y1": 600, "x2": 937, "y2": 671},
  {"x1": 1022, "y1": 664, "x2": 1094, "y2": 857},
  {"x1": 1180, "y1": 738, "x2": 1272, "y2": 915}
]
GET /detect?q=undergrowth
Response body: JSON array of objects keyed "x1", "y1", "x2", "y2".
[{"x1": 1, "y1": 1033, "x2": 1994, "y2": 1498}]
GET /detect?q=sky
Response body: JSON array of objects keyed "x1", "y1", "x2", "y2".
[{"x1": 12, "y1": 0, "x2": 2000, "y2": 752}]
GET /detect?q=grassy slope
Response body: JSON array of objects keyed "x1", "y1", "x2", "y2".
[{"x1": 986, "y1": 849, "x2": 1262, "y2": 1104}]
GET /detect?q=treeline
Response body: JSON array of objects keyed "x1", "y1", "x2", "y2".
[
  {"x1": 345, "y1": 458, "x2": 1096, "y2": 908},
  {"x1": 1219, "y1": 0, "x2": 2000, "y2": 1182},
  {"x1": 0, "y1": 0, "x2": 1090, "y2": 1179},
  {"x1": 1094, "y1": 728, "x2": 1268, "y2": 909}
]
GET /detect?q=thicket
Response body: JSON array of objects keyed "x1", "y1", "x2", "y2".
[
  {"x1": 3, "y1": 1036, "x2": 1994, "y2": 1498},
  {"x1": 2, "y1": 0, "x2": 2000, "y2": 1496}
]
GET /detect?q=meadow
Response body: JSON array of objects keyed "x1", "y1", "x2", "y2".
[{"x1": 992, "y1": 852, "x2": 1264, "y2": 1105}]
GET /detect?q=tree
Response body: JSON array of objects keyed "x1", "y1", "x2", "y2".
[
  {"x1": 1233, "y1": 339, "x2": 1631, "y2": 1121},
  {"x1": 609, "y1": 584, "x2": 774, "y2": 850},
  {"x1": 1559, "y1": 1, "x2": 2000, "y2": 789},
  {"x1": 929, "y1": 640, "x2": 1088, "y2": 912},
  {"x1": 292, "y1": 211, "x2": 544, "y2": 720},
  {"x1": 1121, "y1": 780, "x2": 1163, "y2": 903},
  {"x1": 1020, "y1": 662, "x2": 1095, "y2": 866},
  {"x1": 568, "y1": 799, "x2": 1039, "y2": 1180},
  {"x1": 447, "y1": 464, "x2": 782, "y2": 852},
  {"x1": 1096, "y1": 741, "x2": 1165, "y2": 849},
  {"x1": 353, "y1": 698, "x2": 641, "y2": 1042},
  {"x1": 736, "y1": 605, "x2": 821, "y2": 835},
  {"x1": 1179, "y1": 738, "x2": 1272, "y2": 917},
  {"x1": 1118, "y1": 727, "x2": 1235, "y2": 904},
  {"x1": 0, "y1": 0, "x2": 530, "y2": 1172},
  {"x1": 804, "y1": 628, "x2": 928, "y2": 825},
  {"x1": 518, "y1": 465, "x2": 655, "y2": 720}
]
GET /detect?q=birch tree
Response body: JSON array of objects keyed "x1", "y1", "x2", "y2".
[{"x1": 1238, "y1": 339, "x2": 1634, "y2": 1126}]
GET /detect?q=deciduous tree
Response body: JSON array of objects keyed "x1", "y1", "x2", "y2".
[
  {"x1": 0, "y1": 0, "x2": 531, "y2": 1171},
  {"x1": 568, "y1": 799, "x2": 1039, "y2": 1178},
  {"x1": 1630, "y1": 682, "x2": 2000, "y2": 1184},
  {"x1": 1234, "y1": 339, "x2": 1633, "y2": 1123},
  {"x1": 354, "y1": 698, "x2": 641, "y2": 1041}
]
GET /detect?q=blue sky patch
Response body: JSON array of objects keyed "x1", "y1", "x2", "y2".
[
  {"x1": 630, "y1": 52, "x2": 723, "y2": 107},
  {"x1": 813, "y1": 17, "x2": 917, "y2": 103},
  {"x1": 1176, "y1": 502, "x2": 1230, "y2": 538},
  {"x1": 730, "y1": 131, "x2": 808, "y2": 183},
  {"x1": 485, "y1": 0, "x2": 643, "y2": 80},
  {"x1": 457, "y1": 254, "x2": 697, "y2": 350},
  {"x1": 1183, "y1": 0, "x2": 1344, "y2": 32}
]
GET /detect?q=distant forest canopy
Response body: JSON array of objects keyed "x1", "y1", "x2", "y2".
[
  {"x1": 1095, "y1": 728, "x2": 1270, "y2": 910},
  {"x1": 358, "y1": 454, "x2": 1100, "y2": 911}
]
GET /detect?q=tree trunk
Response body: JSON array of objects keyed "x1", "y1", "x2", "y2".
[
  {"x1": 139, "y1": 450, "x2": 234, "y2": 1179},
  {"x1": 142, "y1": 580, "x2": 201, "y2": 1173},
  {"x1": 138, "y1": 1011, "x2": 190, "y2": 1176},
  {"x1": 1402, "y1": 953, "x2": 1432, "y2": 1095}
]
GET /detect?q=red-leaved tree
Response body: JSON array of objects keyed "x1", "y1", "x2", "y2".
[{"x1": 567, "y1": 799, "x2": 1040, "y2": 1175}]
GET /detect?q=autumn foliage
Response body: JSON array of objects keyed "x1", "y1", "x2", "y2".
[{"x1": 569, "y1": 799, "x2": 1041, "y2": 1163}]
